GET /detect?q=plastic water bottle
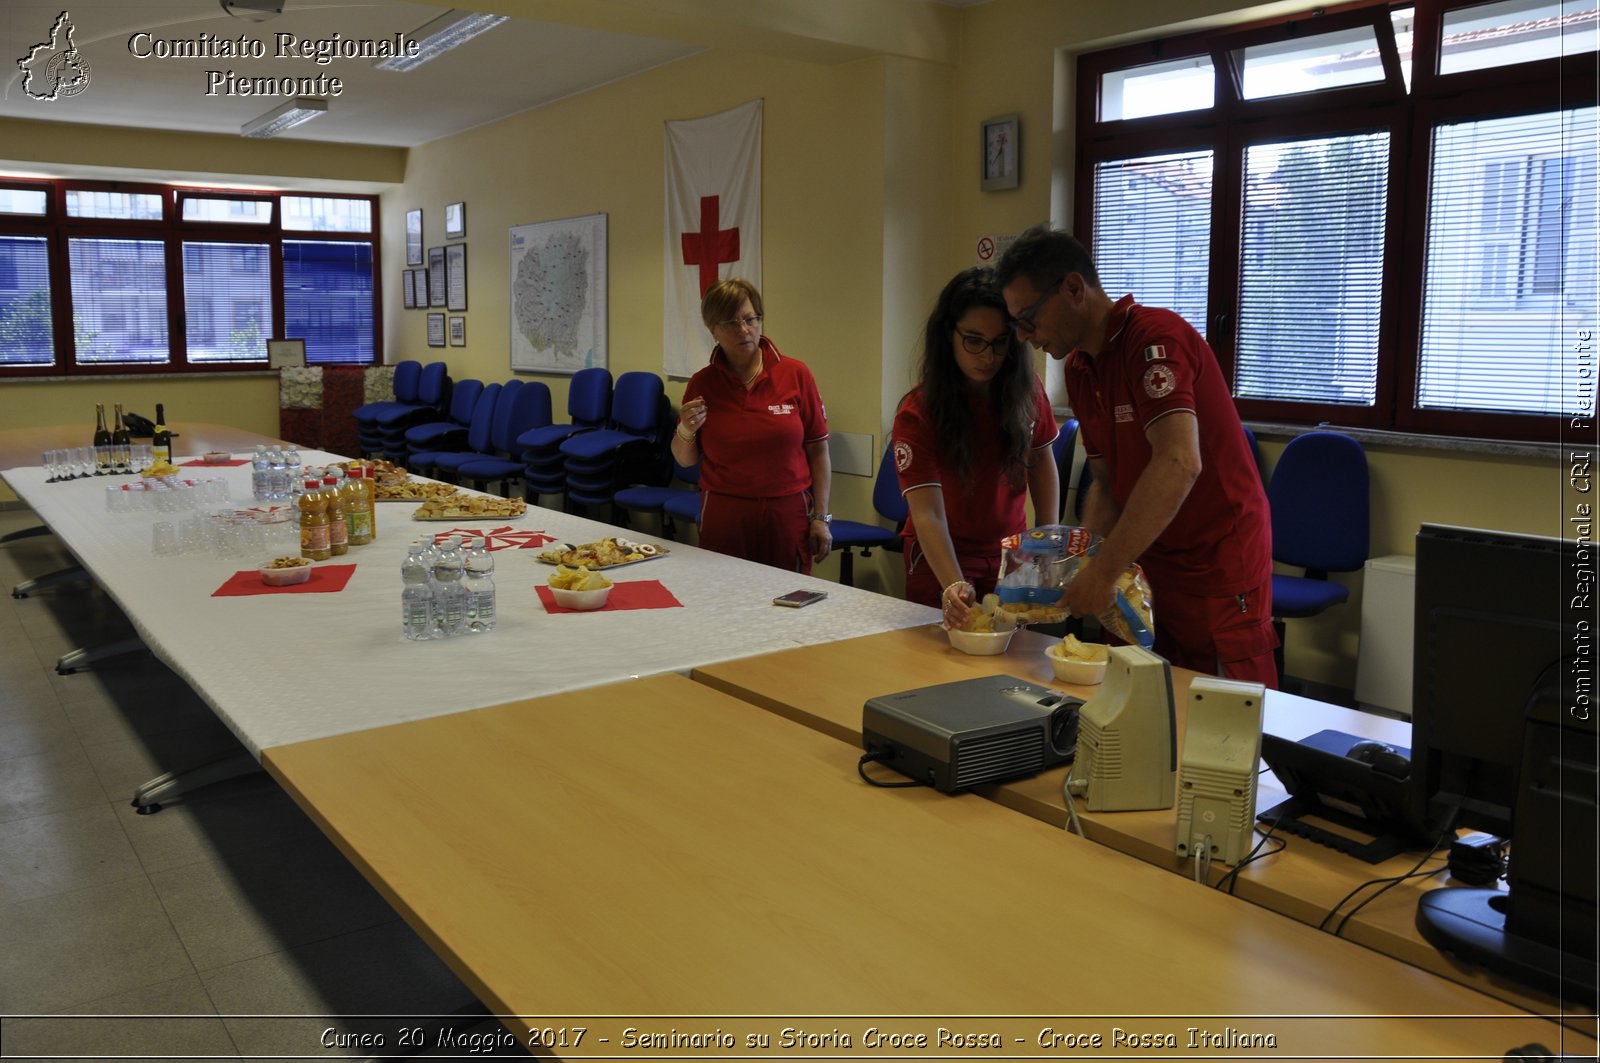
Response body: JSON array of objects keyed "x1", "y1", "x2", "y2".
[
  {"x1": 463, "y1": 542, "x2": 496, "y2": 634},
  {"x1": 251, "y1": 445, "x2": 270, "y2": 502},
  {"x1": 401, "y1": 544, "x2": 436, "y2": 640},
  {"x1": 267, "y1": 447, "x2": 287, "y2": 501},
  {"x1": 284, "y1": 447, "x2": 303, "y2": 500},
  {"x1": 431, "y1": 535, "x2": 467, "y2": 638}
]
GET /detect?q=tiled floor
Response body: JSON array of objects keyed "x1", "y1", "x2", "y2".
[{"x1": 0, "y1": 506, "x2": 523, "y2": 1058}]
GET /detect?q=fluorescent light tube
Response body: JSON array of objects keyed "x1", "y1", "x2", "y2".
[
  {"x1": 374, "y1": 10, "x2": 509, "y2": 72},
  {"x1": 241, "y1": 96, "x2": 328, "y2": 138}
]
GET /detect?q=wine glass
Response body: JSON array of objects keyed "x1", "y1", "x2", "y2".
[{"x1": 76, "y1": 447, "x2": 95, "y2": 479}]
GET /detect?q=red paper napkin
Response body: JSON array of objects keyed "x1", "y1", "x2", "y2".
[
  {"x1": 535, "y1": 580, "x2": 682, "y2": 613},
  {"x1": 212, "y1": 563, "x2": 357, "y2": 597},
  {"x1": 181, "y1": 458, "x2": 251, "y2": 467}
]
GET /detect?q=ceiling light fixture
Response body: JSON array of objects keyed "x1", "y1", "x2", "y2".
[
  {"x1": 374, "y1": 9, "x2": 510, "y2": 72},
  {"x1": 220, "y1": 0, "x2": 285, "y2": 22},
  {"x1": 241, "y1": 96, "x2": 328, "y2": 138}
]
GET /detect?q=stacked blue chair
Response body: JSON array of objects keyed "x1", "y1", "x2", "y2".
[
  {"x1": 409, "y1": 382, "x2": 500, "y2": 480},
  {"x1": 402, "y1": 378, "x2": 484, "y2": 468},
  {"x1": 353, "y1": 360, "x2": 421, "y2": 456},
  {"x1": 456, "y1": 382, "x2": 554, "y2": 495},
  {"x1": 560, "y1": 372, "x2": 671, "y2": 514},
  {"x1": 661, "y1": 466, "x2": 703, "y2": 533},
  {"x1": 828, "y1": 446, "x2": 909, "y2": 587},
  {"x1": 615, "y1": 459, "x2": 700, "y2": 534},
  {"x1": 376, "y1": 361, "x2": 451, "y2": 462},
  {"x1": 1053, "y1": 418, "x2": 1079, "y2": 521},
  {"x1": 520, "y1": 367, "x2": 613, "y2": 500},
  {"x1": 429, "y1": 380, "x2": 525, "y2": 484}
]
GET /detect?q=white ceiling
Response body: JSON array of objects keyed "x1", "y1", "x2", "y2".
[{"x1": 0, "y1": 1, "x2": 705, "y2": 147}]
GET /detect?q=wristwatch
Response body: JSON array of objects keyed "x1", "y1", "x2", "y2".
[{"x1": 808, "y1": 512, "x2": 831, "y2": 524}]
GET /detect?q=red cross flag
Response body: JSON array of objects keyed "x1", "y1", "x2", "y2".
[{"x1": 663, "y1": 99, "x2": 762, "y2": 377}]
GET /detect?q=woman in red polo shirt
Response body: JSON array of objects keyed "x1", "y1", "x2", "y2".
[
  {"x1": 892, "y1": 268, "x2": 1059, "y2": 627},
  {"x1": 670, "y1": 279, "x2": 833, "y2": 574}
]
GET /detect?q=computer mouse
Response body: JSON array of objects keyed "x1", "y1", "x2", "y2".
[{"x1": 1347, "y1": 740, "x2": 1410, "y2": 779}]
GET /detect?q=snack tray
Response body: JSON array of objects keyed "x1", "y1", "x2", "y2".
[
  {"x1": 412, "y1": 509, "x2": 527, "y2": 522},
  {"x1": 534, "y1": 547, "x2": 670, "y2": 569}
]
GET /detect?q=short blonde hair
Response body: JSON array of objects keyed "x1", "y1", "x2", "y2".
[{"x1": 701, "y1": 278, "x2": 765, "y2": 330}]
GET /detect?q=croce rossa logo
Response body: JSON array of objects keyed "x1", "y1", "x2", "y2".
[{"x1": 17, "y1": 11, "x2": 92, "y2": 101}]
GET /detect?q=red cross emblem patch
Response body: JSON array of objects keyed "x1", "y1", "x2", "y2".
[{"x1": 1142, "y1": 364, "x2": 1176, "y2": 399}]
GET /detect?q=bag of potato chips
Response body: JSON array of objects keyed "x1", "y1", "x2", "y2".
[{"x1": 994, "y1": 524, "x2": 1155, "y2": 648}]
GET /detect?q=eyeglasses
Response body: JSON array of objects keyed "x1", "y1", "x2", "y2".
[
  {"x1": 1009, "y1": 278, "x2": 1062, "y2": 335},
  {"x1": 715, "y1": 314, "x2": 763, "y2": 332},
  {"x1": 958, "y1": 331, "x2": 1012, "y2": 356}
]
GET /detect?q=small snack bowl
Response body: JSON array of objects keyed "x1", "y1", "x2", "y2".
[
  {"x1": 203, "y1": 451, "x2": 232, "y2": 464},
  {"x1": 1045, "y1": 643, "x2": 1109, "y2": 685},
  {"x1": 259, "y1": 557, "x2": 312, "y2": 586},
  {"x1": 550, "y1": 584, "x2": 612, "y2": 611},
  {"x1": 946, "y1": 626, "x2": 1016, "y2": 656}
]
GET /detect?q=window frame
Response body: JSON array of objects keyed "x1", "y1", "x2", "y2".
[
  {"x1": 0, "y1": 178, "x2": 381, "y2": 377},
  {"x1": 1073, "y1": 0, "x2": 1599, "y2": 442}
]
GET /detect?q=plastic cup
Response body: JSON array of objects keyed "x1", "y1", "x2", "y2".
[{"x1": 151, "y1": 521, "x2": 180, "y2": 557}]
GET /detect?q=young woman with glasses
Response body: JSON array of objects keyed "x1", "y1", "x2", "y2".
[{"x1": 891, "y1": 267, "x2": 1059, "y2": 626}]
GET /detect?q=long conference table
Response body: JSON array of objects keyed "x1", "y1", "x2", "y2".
[{"x1": 6, "y1": 434, "x2": 1594, "y2": 1059}]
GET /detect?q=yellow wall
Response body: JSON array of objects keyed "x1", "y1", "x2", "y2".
[{"x1": 1, "y1": 0, "x2": 1574, "y2": 690}]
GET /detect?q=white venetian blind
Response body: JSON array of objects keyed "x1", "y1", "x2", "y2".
[
  {"x1": 1234, "y1": 131, "x2": 1389, "y2": 406},
  {"x1": 1092, "y1": 149, "x2": 1215, "y2": 337},
  {"x1": 1417, "y1": 108, "x2": 1598, "y2": 416}
]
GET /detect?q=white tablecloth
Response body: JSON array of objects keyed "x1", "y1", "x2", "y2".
[{"x1": 3, "y1": 452, "x2": 936, "y2": 756}]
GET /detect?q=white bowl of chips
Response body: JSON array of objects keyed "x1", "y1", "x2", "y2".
[
  {"x1": 946, "y1": 626, "x2": 1016, "y2": 656},
  {"x1": 1045, "y1": 634, "x2": 1110, "y2": 684},
  {"x1": 258, "y1": 557, "x2": 312, "y2": 586},
  {"x1": 548, "y1": 566, "x2": 612, "y2": 610}
]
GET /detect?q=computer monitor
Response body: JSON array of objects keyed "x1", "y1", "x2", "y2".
[{"x1": 1411, "y1": 523, "x2": 1597, "y2": 1004}]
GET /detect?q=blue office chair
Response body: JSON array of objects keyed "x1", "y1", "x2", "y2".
[
  {"x1": 1053, "y1": 418, "x2": 1079, "y2": 522},
  {"x1": 457, "y1": 382, "x2": 555, "y2": 494},
  {"x1": 1268, "y1": 431, "x2": 1370, "y2": 682},
  {"x1": 403, "y1": 378, "x2": 484, "y2": 465},
  {"x1": 661, "y1": 466, "x2": 705, "y2": 534},
  {"x1": 521, "y1": 367, "x2": 614, "y2": 499},
  {"x1": 374, "y1": 362, "x2": 452, "y2": 460},
  {"x1": 409, "y1": 382, "x2": 501, "y2": 479},
  {"x1": 615, "y1": 459, "x2": 700, "y2": 534},
  {"x1": 828, "y1": 445, "x2": 909, "y2": 587},
  {"x1": 354, "y1": 360, "x2": 421, "y2": 456},
  {"x1": 561, "y1": 372, "x2": 669, "y2": 511},
  {"x1": 432, "y1": 379, "x2": 528, "y2": 483}
]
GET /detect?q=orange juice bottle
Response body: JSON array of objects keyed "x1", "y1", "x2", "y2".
[
  {"x1": 322, "y1": 473, "x2": 348, "y2": 555},
  {"x1": 343, "y1": 466, "x2": 373, "y2": 545},
  {"x1": 299, "y1": 477, "x2": 331, "y2": 560}
]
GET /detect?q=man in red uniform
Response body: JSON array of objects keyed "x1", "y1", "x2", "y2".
[{"x1": 995, "y1": 226, "x2": 1277, "y2": 687}]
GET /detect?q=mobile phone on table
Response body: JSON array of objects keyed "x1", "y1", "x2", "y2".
[{"x1": 774, "y1": 589, "x2": 827, "y2": 608}]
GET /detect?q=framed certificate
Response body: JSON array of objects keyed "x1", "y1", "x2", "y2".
[
  {"x1": 446, "y1": 243, "x2": 467, "y2": 312},
  {"x1": 449, "y1": 316, "x2": 466, "y2": 347},
  {"x1": 427, "y1": 312, "x2": 446, "y2": 348},
  {"x1": 445, "y1": 201, "x2": 466, "y2": 240},
  {"x1": 413, "y1": 268, "x2": 428, "y2": 309},
  {"x1": 405, "y1": 208, "x2": 423, "y2": 266},
  {"x1": 402, "y1": 270, "x2": 417, "y2": 309},
  {"x1": 267, "y1": 338, "x2": 306, "y2": 368},
  {"x1": 428, "y1": 246, "x2": 447, "y2": 308}
]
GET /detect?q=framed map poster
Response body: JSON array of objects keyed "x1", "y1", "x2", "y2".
[{"x1": 508, "y1": 213, "x2": 607, "y2": 375}]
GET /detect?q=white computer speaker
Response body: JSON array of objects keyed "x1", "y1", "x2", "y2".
[{"x1": 1175, "y1": 676, "x2": 1266, "y2": 867}]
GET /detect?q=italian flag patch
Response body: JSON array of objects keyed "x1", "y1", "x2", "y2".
[{"x1": 1143, "y1": 345, "x2": 1166, "y2": 361}]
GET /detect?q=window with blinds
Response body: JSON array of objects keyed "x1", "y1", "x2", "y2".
[
  {"x1": 1234, "y1": 132, "x2": 1389, "y2": 406},
  {"x1": 183, "y1": 241, "x2": 273, "y2": 363},
  {"x1": 67, "y1": 238, "x2": 169, "y2": 365},
  {"x1": 1092, "y1": 150, "x2": 1215, "y2": 336},
  {"x1": 0, "y1": 181, "x2": 379, "y2": 375},
  {"x1": 1417, "y1": 107, "x2": 1598, "y2": 416},
  {"x1": 285, "y1": 240, "x2": 374, "y2": 364},
  {"x1": 0, "y1": 235, "x2": 53, "y2": 366}
]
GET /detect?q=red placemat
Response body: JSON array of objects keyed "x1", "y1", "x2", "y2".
[
  {"x1": 181, "y1": 459, "x2": 251, "y2": 467},
  {"x1": 212, "y1": 563, "x2": 357, "y2": 597},
  {"x1": 535, "y1": 580, "x2": 682, "y2": 614}
]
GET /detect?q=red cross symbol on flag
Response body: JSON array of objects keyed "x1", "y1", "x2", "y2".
[
  {"x1": 432, "y1": 527, "x2": 560, "y2": 551},
  {"x1": 681, "y1": 195, "x2": 740, "y2": 295}
]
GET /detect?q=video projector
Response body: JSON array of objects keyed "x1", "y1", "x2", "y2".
[{"x1": 862, "y1": 674, "x2": 1082, "y2": 792}]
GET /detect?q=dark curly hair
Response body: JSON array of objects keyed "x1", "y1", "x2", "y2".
[{"x1": 914, "y1": 267, "x2": 1036, "y2": 489}]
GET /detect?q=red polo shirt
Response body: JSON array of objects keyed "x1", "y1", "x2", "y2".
[
  {"x1": 892, "y1": 378, "x2": 1057, "y2": 555},
  {"x1": 682, "y1": 336, "x2": 828, "y2": 498},
  {"x1": 1065, "y1": 294, "x2": 1271, "y2": 596}
]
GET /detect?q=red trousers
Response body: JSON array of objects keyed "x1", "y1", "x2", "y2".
[
  {"x1": 903, "y1": 540, "x2": 1002, "y2": 608},
  {"x1": 1147, "y1": 576, "x2": 1280, "y2": 689},
  {"x1": 697, "y1": 490, "x2": 812, "y2": 575}
]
